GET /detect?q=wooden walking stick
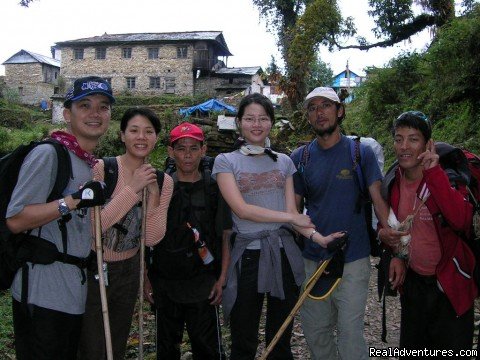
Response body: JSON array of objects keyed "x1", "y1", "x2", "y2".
[
  {"x1": 258, "y1": 258, "x2": 330, "y2": 360},
  {"x1": 94, "y1": 206, "x2": 113, "y2": 360},
  {"x1": 138, "y1": 182, "x2": 148, "y2": 360},
  {"x1": 258, "y1": 233, "x2": 348, "y2": 360}
]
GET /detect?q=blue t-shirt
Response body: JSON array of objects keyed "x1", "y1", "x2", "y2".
[{"x1": 290, "y1": 136, "x2": 382, "y2": 263}]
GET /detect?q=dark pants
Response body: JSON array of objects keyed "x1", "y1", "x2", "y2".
[
  {"x1": 153, "y1": 289, "x2": 225, "y2": 360},
  {"x1": 78, "y1": 252, "x2": 140, "y2": 360},
  {"x1": 12, "y1": 299, "x2": 83, "y2": 360},
  {"x1": 400, "y1": 269, "x2": 474, "y2": 358},
  {"x1": 230, "y1": 249, "x2": 300, "y2": 360}
]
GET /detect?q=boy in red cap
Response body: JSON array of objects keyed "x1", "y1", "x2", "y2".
[{"x1": 146, "y1": 122, "x2": 231, "y2": 359}]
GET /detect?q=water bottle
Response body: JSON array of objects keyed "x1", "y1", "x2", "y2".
[{"x1": 187, "y1": 222, "x2": 214, "y2": 265}]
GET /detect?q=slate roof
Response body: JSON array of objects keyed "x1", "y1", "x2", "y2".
[
  {"x1": 56, "y1": 31, "x2": 232, "y2": 56},
  {"x1": 2, "y1": 49, "x2": 60, "y2": 67}
]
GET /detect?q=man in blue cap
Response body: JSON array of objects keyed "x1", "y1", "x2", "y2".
[{"x1": 6, "y1": 76, "x2": 114, "y2": 360}]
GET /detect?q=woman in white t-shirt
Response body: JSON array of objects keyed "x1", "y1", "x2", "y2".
[{"x1": 212, "y1": 93, "x2": 343, "y2": 359}]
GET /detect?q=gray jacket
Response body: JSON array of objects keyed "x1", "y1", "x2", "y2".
[{"x1": 222, "y1": 227, "x2": 305, "y2": 321}]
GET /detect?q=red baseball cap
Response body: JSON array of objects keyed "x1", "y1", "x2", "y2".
[{"x1": 169, "y1": 122, "x2": 205, "y2": 144}]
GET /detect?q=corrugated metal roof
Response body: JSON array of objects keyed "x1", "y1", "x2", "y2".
[
  {"x1": 56, "y1": 31, "x2": 232, "y2": 56},
  {"x1": 2, "y1": 49, "x2": 60, "y2": 67},
  {"x1": 215, "y1": 66, "x2": 261, "y2": 76}
]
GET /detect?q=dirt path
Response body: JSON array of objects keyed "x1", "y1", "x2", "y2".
[{"x1": 127, "y1": 258, "x2": 404, "y2": 359}]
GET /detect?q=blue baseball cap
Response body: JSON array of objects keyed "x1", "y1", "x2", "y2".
[{"x1": 64, "y1": 76, "x2": 115, "y2": 106}]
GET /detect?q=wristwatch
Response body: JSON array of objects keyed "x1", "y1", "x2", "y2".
[
  {"x1": 309, "y1": 229, "x2": 317, "y2": 241},
  {"x1": 58, "y1": 198, "x2": 71, "y2": 216}
]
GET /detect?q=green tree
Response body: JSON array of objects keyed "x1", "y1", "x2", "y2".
[
  {"x1": 252, "y1": 0, "x2": 353, "y2": 108},
  {"x1": 339, "y1": 0, "x2": 478, "y2": 50},
  {"x1": 346, "y1": 3, "x2": 480, "y2": 164},
  {"x1": 306, "y1": 57, "x2": 334, "y2": 92},
  {"x1": 253, "y1": 0, "x2": 477, "y2": 110}
]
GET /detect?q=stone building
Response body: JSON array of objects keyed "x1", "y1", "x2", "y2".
[
  {"x1": 2, "y1": 49, "x2": 60, "y2": 105},
  {"x1": 195, "y1": 66, "x2": 266, "y2": 97},
  {"x1": 55, "y1": 31, "x2": 238, "y2": 96}
]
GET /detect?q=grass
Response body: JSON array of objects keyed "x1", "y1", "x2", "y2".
[
  {"x1": 0, "y1": 292, "x2": 230, "y2": 359},
  {"x1": 0, "y1": 291, "x2": 14, "y2": 359}
]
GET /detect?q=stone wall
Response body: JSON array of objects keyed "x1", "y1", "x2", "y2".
[
  {"x1": 4, "y1": 63, "x2": 58, "y2": 105},
  {"x1": 60, "y1": 44, "x2": 195, "y2": 96},
  {"x1": 51, "y1": 96, "x2": 65, "y2": 124},
  {"x1": 5, "y1": 63, "x2": 44, "y2": 84}
]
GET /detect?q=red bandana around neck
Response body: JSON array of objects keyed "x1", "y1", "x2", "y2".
[{"x1": 50, "y1": 131, "x2": 98, "y2": 168}]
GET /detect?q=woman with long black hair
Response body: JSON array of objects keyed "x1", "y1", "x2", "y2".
[{"x1": 212, "y1": 93, "x2": 343, "y2": 359}]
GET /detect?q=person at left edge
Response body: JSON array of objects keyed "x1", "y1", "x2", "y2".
[
  {"x1": 78, "y1": 107, "x2": 173, "y2": 360},
  {"x1": 6, "y1": 76, "x2": 113, "y2": 360}
]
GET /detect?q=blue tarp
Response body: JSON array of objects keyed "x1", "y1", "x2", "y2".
[{"x1": 179, "y1": 99, "x2": 237, "y2": 117}]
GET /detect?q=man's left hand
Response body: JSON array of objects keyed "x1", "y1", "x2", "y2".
[{"x1": 418, "y1": 139, "x2": 439, "y2": 170}]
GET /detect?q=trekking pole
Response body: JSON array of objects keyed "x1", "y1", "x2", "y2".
[
  {"x1": 258, "y1": 258, "x2": 331, "y2": 360},
  {"x1": 94, "y1": 206, "x2": 113, "y2": 360},
  {"x1": 258, "y1": 233, "x2": 347, "y2": 360},
  {"x1": 138, "y1": 162, "x2": 149, "y2": 360}
]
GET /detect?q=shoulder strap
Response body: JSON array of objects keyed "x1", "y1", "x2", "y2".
[
  {"x1": 297, "y1": 142, "x2": 312, "y2": 174},
  {"x1": 40, "y1": 139, "x2": 73, "y2": 202},
  {"x1": 349, "y1": 137, "x2": 368, "y2": 195},
  {"x1": 156, "y1": 170, "x2": 164, "y2": 194},
  {"x1": 103, "y1": 157, "x2": 118, "y2": 199}
]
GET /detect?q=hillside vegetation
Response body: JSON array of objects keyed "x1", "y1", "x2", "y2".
[{"x1": 342, "y1": 5, "x2": 480, "y2": 167}]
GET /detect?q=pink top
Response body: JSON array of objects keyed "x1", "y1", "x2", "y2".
[
  {"x1": 92, "y1": 156, "x2": 173, "y2": 262},
  {"x1": 398, "y1": 175, "x2": 441, "y2": 275}
]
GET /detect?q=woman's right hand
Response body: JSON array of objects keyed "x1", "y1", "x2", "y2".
[
  {"x1": 313, "y1": 231, "x2": 345, "y2": 248},
  {"x1": 129, "y1": 164, "x2": 158, "y2": 193},
  {"x1": 291, "y1": 213, "x2": 314, "y2": 228}
]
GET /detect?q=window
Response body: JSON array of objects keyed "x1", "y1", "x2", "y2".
[
  {"x1": 149, "y1": 77, "x2": 161, "y2": 89},
  {"x1": 148, "y1": 47, "x2": 159, "y2": 59},
  {"x1": 177, "y1": 46, "x2": 187, "y2": 58},
  {"x1": 54, "y1": 86, "x2": 59, "y2": 94},
  {"x1": 73, "y1": 48, "x2": 84, "y2": 60},
  {"x1": 165, "y1": 77, "x2": 175, "y2": 93},
  {"x1": 122, "y1": 47, "x2": 132, "y2": 59},
  {"x1": 18, "y1": 87, "x2": 24, "y2": 96},
  {"x1": 126, "y1": 77, "x2": 136, "y2": 89},
  {"x1": 95, "y1": 47, "x2": 106, "y2": 59}
]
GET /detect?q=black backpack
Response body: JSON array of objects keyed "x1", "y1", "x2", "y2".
[
  {"x1": 0, "y1": 139, "x2": 91, "y2": 292},
  {"x1": 149, "y1": 156, "x2": 220, "y2": 280}
]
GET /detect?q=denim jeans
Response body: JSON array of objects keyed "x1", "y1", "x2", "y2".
[
  {"x1": 229, "y1": 248, "x2": 300, "y2": 360},
  {"x1": 300, "y1": 256, "x2": 371, "y2": 360}
]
